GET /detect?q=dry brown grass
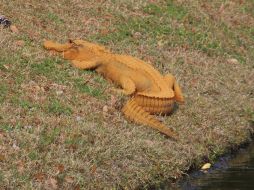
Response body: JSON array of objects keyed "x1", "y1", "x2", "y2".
[{"x1": 0, "y1": 0, "x2": 254, "y2": 189}]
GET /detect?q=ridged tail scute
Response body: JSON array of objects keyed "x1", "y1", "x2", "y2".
[
  {"x1": 122, "y1": 98, "x2": 178, "y2": 140},
  {"x1": 134, "y1": 95, "x2": 174, "y2": 114}
]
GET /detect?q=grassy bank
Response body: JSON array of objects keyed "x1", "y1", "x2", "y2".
[{"x1": 0, "y1": 0, "x2": 253, "y2": 189}]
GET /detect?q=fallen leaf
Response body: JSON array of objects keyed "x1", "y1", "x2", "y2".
[
  {"x1": 110, "y1": 95, "x2": 117, "y2": 107},
  {"x1": 190, "y1": 78, "x2": 198, "y2": 87},
  {"x1": 56, "y1": 90, "x2": 63, "y2": 95},
  {"x1": 76, "y1": 116, "x2": 82, "y2": 122},
  {"x1": 219, "y1": 4, "x2": 225, "y2": 13},
  {"x1": 15, "y1": 40, "x2": 25, "y2": 46},
  {"x1": 0, "y1": 154, "x2": 6, "y2": 162},
  {"x1": 27, "y1": 30, "x2": 40, "y2": 40},
  {"x1": 144, "y1": 56, "x2": 154, "y2": 63},
  {"x1": 34, "y1": 85, "x2": 41, "y2": 91},
  {"x1": 132, "y1": 32, "x2": 142, "y2": 39},
  {"x1": 44, "y1": 178, "x2": 58, "y2": 190},
  {"x1": 227, "y1": 58, "x2": 239, "y2": 64},
  {"x1": 56, "y1": 164, "x2": 65, "y2": 173},
  {"x1": 68, "y1": 144, "x2": 77, "y2": 150},
  {"x1": 191, "y1": 27, "x2": 196, "y2": 33},
  {"x1": 49, "y1": 50, "x2": 58, "y2": 56},
  {"x1": 12, "y1": 142, "x2": 20, "y2": 150},
  {"x1": 34, "y1": 173, "x2": 46, "y2": 182},
  {"x1": 201, "y1": 163, "x2": 211, "y2": 170},
  {"x1": 0, "y1": 130, "x2": 5, "y2": 138},
  {"x1": 17, "y1": 161, "x2": 25, "y2": 173},
  {"x1": 10, "y1": 25, "x2": 19, "y2": 33},
  {"x1": 3, "y1": 64, "x2": 9, "y2": 70},
  {"x1": 157, "y1": 40, "x2": 164, "y2": 47},
  {"x1": 144, "y1": 139, "x2": 155, "y2": 147},
  {"x1": 64, "y1": 176, "x2": 74, "y2": 184},
  {"x1": 90, "y1": 165, "x2": 97, "y2": 174},
  {"x1": 24, "y1": 125, "x2": 32, "y2": 129},
  {"x1": 74, "y1": 185, "x2": 81, "y2": 190},
  {"x1": 100, "y1": 29, "x2": 109, "y2": 35},
  {"x1": 97, "y1": 7, "x2": 102, "y2": 12},
  {"x1": 103, "y1": 105, "x2": 108, "y2": 115}
]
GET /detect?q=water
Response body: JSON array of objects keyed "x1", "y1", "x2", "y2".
[{"x1": 179, "y1": 142, "x2": 254, "y2": 190}]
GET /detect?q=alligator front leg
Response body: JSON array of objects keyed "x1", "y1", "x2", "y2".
[
  {"x1": 71, "y1": 60, "x2": 100, "y2": 70},
  {"x1": 43, "y1": 40, "x2": 72, "y2": 52},
  {"x1": 164, "y1": 74, "x2": 184, "y2": 103}
]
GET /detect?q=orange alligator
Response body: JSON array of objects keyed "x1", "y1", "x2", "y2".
[{"x1": 43, "y1": 39, "x2": 184, "y2": 140}]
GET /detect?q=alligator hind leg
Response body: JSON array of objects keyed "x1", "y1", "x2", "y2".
[
  {"x1": 164, "y1": 74, "x2": 184, "y2": 103},
  {"x1": 119, "y1": 76, "x2": 136, "y2": 95},
  {"x1": 113, "y1": 76, "x2": 136, "y2": 95}
]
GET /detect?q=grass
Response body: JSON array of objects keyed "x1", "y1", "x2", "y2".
[
  {"x1": 0, "y1": 0, "x2": 254, "y2": 189},
  {"x1": 46, "y1": 99, "x2": 73, "y2": 116}
]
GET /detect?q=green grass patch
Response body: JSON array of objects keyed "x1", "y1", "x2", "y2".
[
  {"x1": 28, "y1": 150, "x2": 39, "y2": 160},
  {"x1": 0, "y1": 124, "x2": 13, "y2": 132},
  {"x1": 0, "y1": 171, "x2": 3, "y2": 183},
  {"x1": 165, "y1": 1, "x2": 187, "y2": 20},
  {"x1": 0, "y1": 57, "x2": 10, "y2": 72},
  {"x1": 31, "y1": 58, "x2": 58, "y2": 76},
  {"x1": 64, "y1": 134, "x2": 85, "y2": 146},
  {"x1": 32, "y1": 58, "x2": 107, "y2": 98},
  {"x1": 0, "y1": 124, "x2": 22, "y2": 132},
  {"x1": 74, "y1": 78, "x2": 106, "y2": 99},
  {"x1": 39, "y1": 127, "x2": 61, "y2": 147},
  {"x1": 0, "y1": 83, "x2": 8, "y2": 103},
  {"x1": 11, "y1": 96, "x2": 40, "y2": 111},
  {"x1": 47, "y1": 12, "x2": 64, "y2": 24},
  {"x1": 46, "y1": 99, "x2": 72, "y2": 116},
  {"x1": 14, "y1": 73, "x2": 26, "y2": 85},
  {"x1": 96, "y1": 10, "x2": 226, "y2": 58},
  {"x1": 143, "y1": 1, "x2": 187, "y2": 20},
  {"x1": 143, "y1": 3, "x2": 163, "y2": 16},
  {"x1": 31, "y1": 58, "x2": 70, "y2": 83},
  {"x1": 96, "y1": 1, "x2": 253, "y2": 63},
  {"x1": 244, "y1": 108, "x2": 254, "y2": 123},
  {"x1": 242, "y1": 1, "x2": 254, "y2": 16}
]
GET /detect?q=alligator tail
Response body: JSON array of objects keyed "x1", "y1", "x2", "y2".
[{"x1": 122, "y1": 98, "x2": 178, "y2": 140}]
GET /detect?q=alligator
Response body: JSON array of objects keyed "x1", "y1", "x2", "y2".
[{"x1": 43, "y1": 39, "x2": 184, "y2": 140}]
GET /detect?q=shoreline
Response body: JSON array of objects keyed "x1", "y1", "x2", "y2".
[
  {"x1": 178, "y1": 137, "x2": 254, "y2": 189},
  {"x1": 164, "y1": 132, "x2": 254, "y2": 189}
]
